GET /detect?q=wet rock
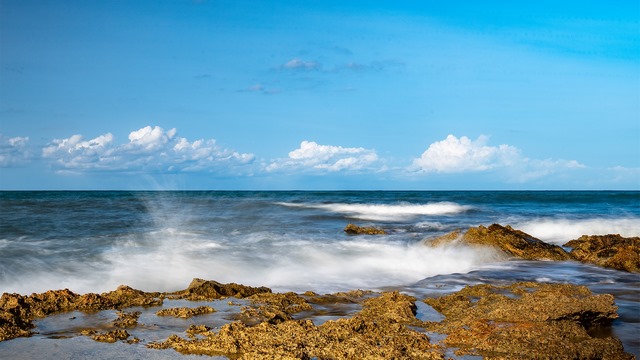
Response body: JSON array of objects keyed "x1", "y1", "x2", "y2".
[
  {"x1": 424, "y1": 282, "x2": 633, "y2": 359},
  {"x1": 564, "y1": 234, "x2": 640, "y2": 272},
  {"x1": 0, "y1": 286, "x2": 161, "y2": 341},
  {"x1": 239, "y1": 292, "x2": 312, "y2": 325},
  {"x1": 428, "y1": 224, "x2": 571, "y2": 260},
  {"x1": 147, "y1": 291, "x2": 443, "y2": 359},
  {"x1": 156, "y1": 306, "x2": 215, "y2": 318},
  {"x1": 186, "y1": 324, "x2": 211, "y2": 337},
  {"x1": 169, "y1": 278, "x2": 272, "y2": 300},
  {"x1": 344, "y1": 223, "x2": 386, "y2": 235},
  {"x1": 91, "y1": 329, "x2": 130, "y2": 343},
  {"x1": 113, "y1": 310, "x2": 141, "y2": 328}
]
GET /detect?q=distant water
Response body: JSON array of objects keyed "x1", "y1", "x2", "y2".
[{"x1": 1, "y1": 191, "x2": 639, "y2": 354}]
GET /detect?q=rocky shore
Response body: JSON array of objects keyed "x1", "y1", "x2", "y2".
[{"x1": 1, "y1": 224, "x2": 638, "y2": 359}]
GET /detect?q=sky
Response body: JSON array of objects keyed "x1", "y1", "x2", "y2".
[{"x1": 1, "y1": 0, "x2": 639, "y2": 190}]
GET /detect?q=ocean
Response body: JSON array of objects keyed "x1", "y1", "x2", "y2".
[{"x1": 0, "y1": 190, "x2": 639, "y2": 356}]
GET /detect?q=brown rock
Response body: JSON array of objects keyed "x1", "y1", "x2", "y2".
[
  {"x1": 156, "y1": 306, "x2": 215, "y2": 318},
  {"x1": 91, "y1": 329, "x2": 130, "y2": 343},
  {"x1": 344, "y1": 223, "x2": 387, "y2": 235},
  {"x1": 424, "y1": 282, "x2": 633, "y2": 359},
  {"x1": 147, "y1": 291, "x2": 443, "y2": 359},
  {"x1": 113, "y1": 310, "x2": 141, "y2": 328},
  {"x1": 428, "y1": 224, "x2": 572, "y2": 260},
  {"x1": 169, "y1": 278, "x2": 271, "y2": 301},
  {"x1": 564, "y1": 234, "x2": 640, "y2": 272}
]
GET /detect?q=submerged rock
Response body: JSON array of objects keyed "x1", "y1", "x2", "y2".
[
  {"x1": 564, "y1": 234, "x2": 640, "y2": 273},
  {"x1": 427, "y1": 224, "x2": 571, "y2": 260},
  {"x1": 344, "y1": 223, "x2": 387, "y2": 235},
  {"x1": 148, "y1": 291, "x2": 443, "y2": 359},
  {"x1": 424, "y1": 282, "x2": 633, "y2": 359}
]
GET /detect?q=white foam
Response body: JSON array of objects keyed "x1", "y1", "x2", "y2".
[
  {"x1": 0, "y1": 229, "x2": 502, "y2": 295},
  {"x1": 513, "y1": 218, "x2": 640, "y2": 245},
  {"x1": 277, "y1": 202, "x2": 472, "y2": 221}
]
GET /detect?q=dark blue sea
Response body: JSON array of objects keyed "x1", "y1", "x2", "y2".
[{"x1": 0, "y1": 191, "x2": 639, "y2": 357}]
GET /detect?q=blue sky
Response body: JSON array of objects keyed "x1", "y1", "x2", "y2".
[{"x1": 1, "y1": 0, "x2": 638, "y2": 190}]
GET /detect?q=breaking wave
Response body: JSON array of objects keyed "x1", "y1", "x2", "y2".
[
  {"x1": 513, "y1": 218, "x2": 640, "y2": 245},
  {"x1": 276, "y1": 201, "x2": 473, "y2": 221}
]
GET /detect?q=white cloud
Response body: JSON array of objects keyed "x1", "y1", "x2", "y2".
[
  {"x1": 42, "y1": 126, "x2": 254, "y2": 173},
  {"x1": 0, "y1": 135, "x2": 30, "y2": 167},
  {"x1": 411, "y1": 134, "x2": 584, "y2": 181},
  {"x1": 267, "y1": 140, "x2": 379, "y2": 172},
  {"x1": 412, "y1": 135, "x2": 519, "y2": 173},
  {"x1": 281, "y1": 58, "x2": 321, "y2": 71}
]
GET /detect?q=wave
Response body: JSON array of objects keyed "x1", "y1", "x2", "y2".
[
  {"x1": 513, "y1": 218, "x2": 640, "y2": 245},
  {"x1": 276, "y1": 202, "x2": 472, "y2": 221},
  {"x1": 0, "y1": 228, "x2": 501, "y2": 295}
]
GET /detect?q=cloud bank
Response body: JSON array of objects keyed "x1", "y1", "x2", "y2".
[
  {"x1": 42, "y1": 126, "x2": 254, "y2": 173},
  {"x1": 267, "y1": 141, "x2": 379, "y2": 172}
]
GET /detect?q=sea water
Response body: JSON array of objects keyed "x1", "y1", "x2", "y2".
[{"x1": 0, "y1": 191, "x2": 638, "y2": 355}]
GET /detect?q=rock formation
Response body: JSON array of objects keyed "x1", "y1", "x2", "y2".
[{"x1": 564, "y1": 234, "x2": 640, "y2": 273}]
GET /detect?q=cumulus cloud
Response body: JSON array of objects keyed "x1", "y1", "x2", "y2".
[
  {"x1": 411, "y1": 134, "x2": 584, "y2": 181},
  {"x1": 0, "y1": 134, "x2": 30, "y2": 167},
  {"x1": 267, "y1": 141, "x2": 379, "y2": 172},
  {"x1": 42, "y1": 126, "x2": 254, "y2": 173}
]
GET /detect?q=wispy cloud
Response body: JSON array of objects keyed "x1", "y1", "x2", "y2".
[
  {"x1": 411, "y1": 134, "x2": 584, "y2": 182},
  {"x1": 0, "y1": 134, "x2": 30, "y2": 167},
  {"x1": 241, "y1": 83, "x2": 281, "y2": 95},
  {"x1": 267, "y1": 140, "x2": 380, "y2": 173},
  {"x1": 281, "y1": 58, "x2": 322, "y2": 71},
  {"x1": 42, "y1": 126, "x2": 254, "y2": 174}
]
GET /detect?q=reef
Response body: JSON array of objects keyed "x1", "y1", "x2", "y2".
[
  {"x1": 148, "y1": 291, "x2": 443, "y2": 359},
  {"x1": 343, "y1": 223, "x2": 387, "y2": 235},
  {"x1": 564, "y1": 234, "x2": 640, "y2": 273},
  {"x1": 424, "y1": 282, "x2": 633, "y2": 359},
  {"x1": 427, "y1": 223, "x2": 572, "y2": 260},
  {"x1": 167, "y1": 278, "x2": 271, "y2": 300}
]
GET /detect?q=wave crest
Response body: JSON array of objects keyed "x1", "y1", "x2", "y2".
[{"x1": 277, "y1": 201, "x2": 472, "y2": 221}]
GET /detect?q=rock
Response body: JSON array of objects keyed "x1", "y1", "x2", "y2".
[
  {"x1": 91, "y1": 329, "x2": 130, "y2": 343},
  {"x1": 344, "y1": 223, "x2": 386, "y2": 235},
  {"x1": 147, "y1": 291, "x2": 443, "y2": 359},
  {"x1": 427, "y1": 224, "x2": 571, "y2": 260},
  {"x1": 239, "y1": 292, "x2": 312, "y2": 325},
  {"x1": 424, "y1": 282, "x2": 633, "y2": 359},
  {"x1": 564, "y1": 234, "x2": 640, "y2": 272},
  {"x1": 156, "y1": 306, "x2": 215, "y2": 318},
  {"x1": 169, "y1": 278, "x2": 272, "y2": 300},
  {"x1": 113, "y1": 310, "x2": 141, "y2": 328}
]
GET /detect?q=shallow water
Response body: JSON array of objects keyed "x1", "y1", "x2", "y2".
[{"x1": 0, "y1": 191, "x2": 638, "y2": 357}]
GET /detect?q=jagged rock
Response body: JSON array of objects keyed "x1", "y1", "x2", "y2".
[
  {"x1": 344, "y1": 223, "x2": 386, "y2": 235},
  {"x1": 564, "y1": 234, "x2": 640, "y2": 272},
  {"x1": 147, "y1": 291, "x2": 443, "y2": 359},
  {"x1": 169, "y1": 278, "x2": 271, "y2": 300},
  {"x1": 427, "y1": 224, "x2": 571, "y2": 260},
  {"x1": 238, "y1": 292, "x2": 312, "y2": 325},
  {"x1": 157, "y1": 306, "x2": 215, "y2": 318},
  {"x1": 113, "y1": 310, "x2": 141, "y2": 328},
  {"x1": 424, "y1": 282, "x2": 633, "y2": 359}
]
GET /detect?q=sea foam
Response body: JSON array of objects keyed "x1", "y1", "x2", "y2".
[
  {"x1": 276, "y1": 201, "x2": 472, "y2": 221},
  {"x1": 514, "y1": 218, "x2": 640, "y2": 245}
]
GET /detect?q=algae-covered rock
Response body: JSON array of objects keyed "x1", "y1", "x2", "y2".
[
  {"x1": 564, "y1": 234, "x2": 640, "y2": 272},
  {"x1": 91, "y1": 329, "x2": 130, "y2": 343},
  {"x1": 344, "y1": 223, "x2": 387, "y2": 235},
  {"x1": 424, "y1": 282, "x2": 633, "y2": 359},
  {"x1": 113, "y1": 310, "x2": 141, "y2": 328},
  {"x1": 147, "y1": 291, "x2": 443, "y2": 359},
  {"x1": 169, "y1": 278, "x2": 272, "y2": 300},
  {"x1": 428, "y1": 224, "x2": 571, "y2": 260},
  {"x1": 156, "y1": 306, "x2": 215, "y2": 318}
]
